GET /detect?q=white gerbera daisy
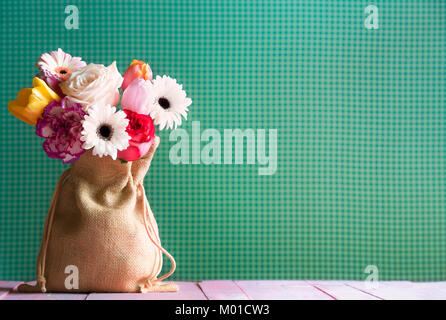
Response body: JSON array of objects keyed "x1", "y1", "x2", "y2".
[
  {"x1": 80, "y1": 105, "x2": 130, "y2": 160},
  {"x1": 37, "y1": 48, "x2": 86, "y2": 81},
  {"x1": 148, "y1": 75, "x2": 192, "y2": 130}
]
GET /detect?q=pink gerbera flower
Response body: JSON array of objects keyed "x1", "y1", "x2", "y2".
[
  {"x1": 36, "y1": 49, "x2": 86, "y2": 96},
  {"x1": 37, "y1": 48, "x2": 86, "y2": 81},
  {"x1": 36, "y1": 98, "x2": 87, "y2": 164}
]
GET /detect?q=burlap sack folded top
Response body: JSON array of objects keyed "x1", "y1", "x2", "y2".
[{"x1": 19, "y1": 137, "x2": 177, "y2": 293}]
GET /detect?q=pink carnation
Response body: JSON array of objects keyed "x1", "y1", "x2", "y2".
[{"x1": 36, "y1": 98, "x2": 86, "y2": 164}]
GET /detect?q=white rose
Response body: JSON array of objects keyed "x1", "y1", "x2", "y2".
[{"x1": 60, "y1": 62, "x2": 123, "y2": 109}]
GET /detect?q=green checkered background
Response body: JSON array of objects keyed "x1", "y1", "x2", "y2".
[{"x1": 1, "y1": 0, "x2": 445, "y2": 281}]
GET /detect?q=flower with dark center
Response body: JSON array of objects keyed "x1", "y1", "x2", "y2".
[
  {"x1": 98, "y1": 124, "x2": 112, "y2": 140},
  {"x1": 37, "y1": 48, "x2": 86, "y2": 81},
  {"x1": 148, "y1": 75, "x2": 192, "y2": 130},
  {"x1": 158, "y1": 97, "x2": 170, "y2": 109},
  {"x1": 80, "y1": 104, "x2": 131, "y2": 160}
]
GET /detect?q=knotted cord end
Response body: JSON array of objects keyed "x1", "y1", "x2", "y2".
[{"x1": 37, "y1": 275, "x2": 47, "y2": 293}]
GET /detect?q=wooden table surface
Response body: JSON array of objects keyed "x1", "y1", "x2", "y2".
[{"x1": 1, "y1": 280, "x2": 446, "y2": 300}]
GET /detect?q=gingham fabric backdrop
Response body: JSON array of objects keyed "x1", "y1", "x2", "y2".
[{"x1": 0, "y1": 0, "x2": 445, "y2": 281}]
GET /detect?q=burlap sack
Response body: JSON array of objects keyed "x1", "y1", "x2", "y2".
[{"x1": 18, "y1": 137, "x2": 177, "y2": 293}]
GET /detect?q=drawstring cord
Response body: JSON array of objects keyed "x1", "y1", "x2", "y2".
[
  {"x1": 138, "y1": 183, "x2": 176, "y2": 288},
  {"x1": 37, "y1": 168, "x2": 71, "y2": 293}
]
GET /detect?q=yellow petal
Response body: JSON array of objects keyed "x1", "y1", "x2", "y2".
[
  {"x1": 33, "y1": 77, "x2": 60, "y2": 102},
  {"x1": 8, "y1": 100, "x2": 41, "y2": 125},
  {"x1": 8, "y1": 77, "x2": 60, "y2": 125},
  {"x1": 15, "y1": 88, "x2": 33, "y2": 105}
]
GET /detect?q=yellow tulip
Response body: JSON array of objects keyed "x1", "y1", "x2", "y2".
[{"x1": 8, "y1": 77, "x2": 60, "y2": 125}]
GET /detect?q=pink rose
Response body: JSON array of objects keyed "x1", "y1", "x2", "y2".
[{"x1": 117, "y1": 110, "x2": 156, "y2": 162}]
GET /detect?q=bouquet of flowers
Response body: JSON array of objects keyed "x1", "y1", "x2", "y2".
[
  {"x1": 8, "y1": 49, "x2": 191, "y2": 293},
  {"x1": 9, "y1": 48, "x2": 192, "y2": 163}
]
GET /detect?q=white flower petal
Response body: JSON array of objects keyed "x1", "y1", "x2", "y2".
[
  {"x1": 148, "y1": 75, "x2": 191, "y2": 131},
  {"x1": 60, "y1": 63, "x2": 122, "y2": 110},
  {"x1": 36, "y1": 48, "x2": 86, "y2": 79},
  {"x1": 80, "y1": 104, "x2": 132, "y2": 160}
]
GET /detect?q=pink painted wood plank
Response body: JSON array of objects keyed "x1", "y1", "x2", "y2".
[
  {"x1": 308, "y1": 281, "x2": 380, "y2": 300},
  {"x1": 411, "y1": 281, "x2": 446, "y2": 291},
  {"x1": 344, "y1": 281, "x2": 395, "y2": 300},
  {"x1": 235, "y1": 280, "x2": 333, "y2": 300},
  {"x1": 344, "y1": 281, "x2": 446, "y2": 300},
  {"x1": 199, "y1": 281, "x2": 249, "y2": 300},
  {"x1": 391, "y1": 282, "x2": 446, "y2": 300},
  {"x1": 0, "y1": 281, "x2": 22, "y2": 300},
  {"x1": 4, "y1": 280, "x2": 445, "y2": 300},
  {"x1": 4, "y1": 292, "x2": 87, "y2": 300},
  {"x1": 241, "y1": 280, "x2": 311, "y2": 286},
  {"x1": 2, "y1": 280, "x2": 86, "y2": 300},
  {"x1": 87, "y1": 282, "x2": 207, "y2": 300}
]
